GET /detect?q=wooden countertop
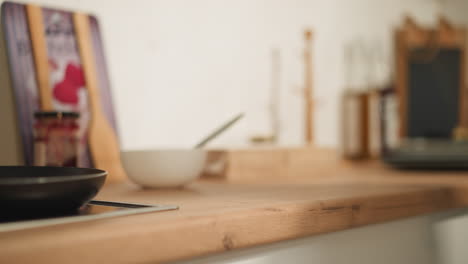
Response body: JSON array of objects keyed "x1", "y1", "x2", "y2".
[{"x1": 1, "y1": 160, "x2": 468, "y2": 264}]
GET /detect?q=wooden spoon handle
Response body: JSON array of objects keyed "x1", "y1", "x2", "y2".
[
  {"x1": 74, "y1": 13, "x2": 127, "y2": 183},
  {"x1": 304, "y1": 30, "x2": 313, "y2": 145},
  {"x1": 26, "y1": 4, "x2": 53, "y2": 110}
]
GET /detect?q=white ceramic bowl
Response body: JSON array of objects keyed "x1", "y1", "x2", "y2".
[{"x1": 121, "y1": 149, "x2": 207, "y2": 188}]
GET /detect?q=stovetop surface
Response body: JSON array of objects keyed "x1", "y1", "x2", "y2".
[{"x1": 0, "y1": 200, "x2": 178, "y2": 232}]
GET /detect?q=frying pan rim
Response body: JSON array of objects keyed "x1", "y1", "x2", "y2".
[{"x1": 0, "y1": 166, "x2": 107, "y2": 185}]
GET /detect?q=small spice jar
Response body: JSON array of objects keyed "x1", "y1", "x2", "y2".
[{"x1": 33, "y1": 111, "x2": 80, "y2": 167}]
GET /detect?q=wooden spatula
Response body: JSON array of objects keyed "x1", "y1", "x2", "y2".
[
  {"x1": 26, "y1": 4, "x2": 53, "y2": 110},
  {"x1": 303, "y1": 30, "x2": 314, "y2": 145},
  {"x1": 73, "y1": 13, "x2": 127, "y2": 183}
]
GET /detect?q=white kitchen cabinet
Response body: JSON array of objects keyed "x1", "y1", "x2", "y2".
[
  {"x1": 434, "y1": 213, "x2": 468, "y2": 264},
  {"x1": 177, "y1": 209, "x2": 468, "y2": 264}
]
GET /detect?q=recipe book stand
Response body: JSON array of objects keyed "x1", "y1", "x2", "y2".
[{"x1": 1, "y1": 2, "x2": 126, "y2": 182}]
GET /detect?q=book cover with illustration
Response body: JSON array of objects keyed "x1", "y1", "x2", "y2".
[{"x1": 1, "y1": 2, "x2": 118, "y2": 167}]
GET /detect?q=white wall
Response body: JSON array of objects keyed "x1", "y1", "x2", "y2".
[{"x1": 3, "y1": 0, "x2": 467, "y2": 150}]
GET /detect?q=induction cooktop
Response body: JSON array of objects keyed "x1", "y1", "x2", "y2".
[{"x1": 0, "y1": 200, "x2": 178, "y2": 232}]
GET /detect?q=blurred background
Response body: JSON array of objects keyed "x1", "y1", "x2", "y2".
[
  {"x1": 2, "y1": 1, "x2": 468, "y2": 264},
  {"x1": 15, "y1": 0, "x2": 467, "y2": 150}
]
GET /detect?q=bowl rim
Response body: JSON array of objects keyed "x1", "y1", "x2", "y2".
[{"x1": 121, "y1": 149, "x2": 208, "y2": 154}]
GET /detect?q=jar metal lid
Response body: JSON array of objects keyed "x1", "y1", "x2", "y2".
[{"x1": 34, "y1": 111, "x2": 80, "y2": 119}]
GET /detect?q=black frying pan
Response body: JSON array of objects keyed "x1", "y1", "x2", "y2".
[{"x1": 0, "y1": 166, "x2": 106, "y2": 218}]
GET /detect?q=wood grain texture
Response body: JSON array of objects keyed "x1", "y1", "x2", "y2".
[
  {"x1": 206, "y1": 148, "x2": 468, "y2": 197},
  {"x1": 26, "y1": 4, "x2": 53, "y2": 110},
  {"x1": 2, "y1": 148, "x2": 468, "y2": 264},
  {"x1": 73, "y1": 13, "x2": 126, "y2": 183},
  {"x1": 0, "y1": 176, "x2": 464, "y2": 264}
]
